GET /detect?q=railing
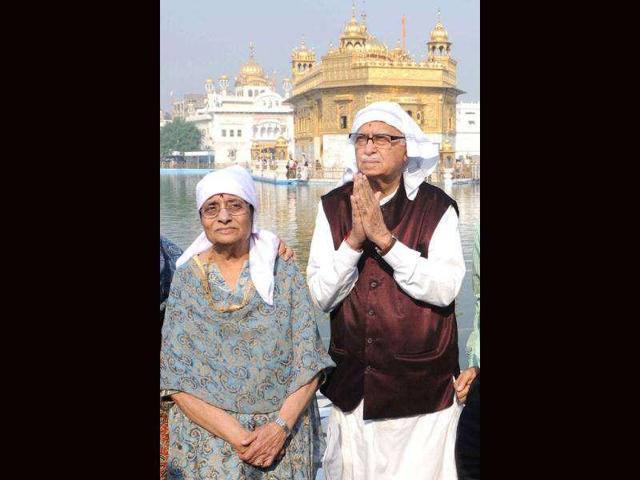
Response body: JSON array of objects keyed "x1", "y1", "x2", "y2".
[{"x1": 311, "y1": 166, "x2": 344, "y2": 180}]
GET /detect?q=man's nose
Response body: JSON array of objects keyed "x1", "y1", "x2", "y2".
[{"x1": 363, "y1": 138, "x2": 377, "y2": 155}]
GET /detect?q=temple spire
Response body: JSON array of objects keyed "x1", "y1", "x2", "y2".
[{"x1": 249, "y1": 41, "x2": 255, "y2": 59}]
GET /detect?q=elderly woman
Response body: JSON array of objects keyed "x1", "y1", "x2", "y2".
[{"x1": 161, "y1": 166, "x2": 334, "y2": 480}]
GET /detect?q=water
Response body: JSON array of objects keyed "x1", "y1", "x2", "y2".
[{"x1": 160, "y1": 168, "x2": 480, "y2": 368}]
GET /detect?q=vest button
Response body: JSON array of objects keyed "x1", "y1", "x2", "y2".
[
  {"x1": 370, "y1": 281, "x2": 378, "y2": 288},
  {"x1": 366, "y1": 337, "x2": 373, "y2": 344},
  {"x1": 368, "y1": 309, "x2": 375, "y2": 316}
]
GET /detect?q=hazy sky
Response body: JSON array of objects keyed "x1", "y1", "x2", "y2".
[{"x1": 160, "y1": 0, "x2": 479, "y2": 112}]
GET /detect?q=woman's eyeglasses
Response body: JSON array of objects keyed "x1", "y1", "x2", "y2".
[{"x1": 200, "y1": 200, "x2": 249, "y2": 219}]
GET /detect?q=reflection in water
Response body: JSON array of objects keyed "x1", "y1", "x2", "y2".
[{"x1": 161, "y1": 171, "x2": 480, "y2": 368}]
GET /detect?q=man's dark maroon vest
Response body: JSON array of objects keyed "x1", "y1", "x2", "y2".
[{"x1": 319, "y1": 180, "x2": 460, "y2": 420}]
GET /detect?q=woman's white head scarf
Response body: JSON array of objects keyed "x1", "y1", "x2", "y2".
[
  {"x1": 338, "y1": 101, "x2": 440, "y2": 200},
  {"x1": 175, "y1": 165, "x2": 280, "y2": 305}
]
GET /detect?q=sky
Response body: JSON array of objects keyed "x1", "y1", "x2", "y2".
[{"x1": 160, "y1": 0, "x2": 479, "y2": 112}]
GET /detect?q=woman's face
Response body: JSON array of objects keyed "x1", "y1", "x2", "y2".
[{"x1": 200, "y1": 193, "x2": 252, "y2": 247}]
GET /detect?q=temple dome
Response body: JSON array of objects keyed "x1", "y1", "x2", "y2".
[{"x1": 235, "y1": 45, "x2": 269, "y2": 87}]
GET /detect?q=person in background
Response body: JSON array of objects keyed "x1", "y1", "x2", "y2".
[
  {"x1": 161, "y1": 236, "x2": 183, "y2": 330},
  {"x1": 455, "y1": 223, "x2": 480, "y2": 479},
  {"x1": 160, "y1": 236, "x2": 183, "y2": 480}
]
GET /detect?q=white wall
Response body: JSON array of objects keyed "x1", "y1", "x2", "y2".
[{"x1": 456, "y1": 102, "x2": 480, "y2": 157}]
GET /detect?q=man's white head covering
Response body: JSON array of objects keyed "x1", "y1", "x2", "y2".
[
  {"x1": 175, "y1": 165, "x2": 279, "y2": 305},
  {"x1": 338, "y1": 101, "x2": 440, "y2": 200}
]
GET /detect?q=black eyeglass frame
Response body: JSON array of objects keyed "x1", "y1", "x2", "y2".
[{"x1": 348, "y1": 133, "x2": 406, "y2": 147}]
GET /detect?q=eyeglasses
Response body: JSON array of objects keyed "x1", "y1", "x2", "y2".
[
  {"x1": 349, "y1": 133, "x2": 406, "y2": 148},
  {"x1": 200, "y1": 199, "x2": 249, "y2": 219}
]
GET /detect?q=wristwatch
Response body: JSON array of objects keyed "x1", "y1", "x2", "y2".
[
  {"x1": 375, "y1": 235, "x2": 397, "y2": 256},
  {"x1": 274, "y1": 416, "x2": 291, "y2": 437}
]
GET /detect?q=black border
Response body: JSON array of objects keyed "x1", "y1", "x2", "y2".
[
  {"x1": 9, "y1": 2, "x2": 160, "y2": 478},
  {"x1": 9, "y1": 0, "x2": 610, "y2": 477}
]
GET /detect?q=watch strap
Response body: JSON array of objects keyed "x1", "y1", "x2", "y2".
[
  {"x1": 274, "y1": 416, "x2": 291, "y2": 437},
  {"x1": 375, "y1": 235, "x2": 397, "y2": 256}
]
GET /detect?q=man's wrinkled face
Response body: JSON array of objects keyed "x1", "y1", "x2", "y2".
[{"x1": 354, "y1": 121, "x2": 407, "y2": 181}]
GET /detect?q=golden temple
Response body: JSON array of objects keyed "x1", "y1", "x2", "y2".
[{"x1": 285, "y1": 7, "x2": 464, "y2": 176}]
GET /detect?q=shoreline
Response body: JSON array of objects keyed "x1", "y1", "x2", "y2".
[{"x1": 160, "y1": 168, "x2": 479, "y2": 186}]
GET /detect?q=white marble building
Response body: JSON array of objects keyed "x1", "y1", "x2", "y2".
[
  {"x1": 455, "y1": 101, "x2": 480, "y2": 158},
  {"x1": 184, "y1": 45, "x2": 294, "y2": 167}
]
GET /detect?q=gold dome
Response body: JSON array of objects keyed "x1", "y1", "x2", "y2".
[
  {"x1": 219, "y1": 74, "x2": 228, "y2": 80},
  {"x1": 292, "y1": 39, "x2": 315, "y2": 61},
  {"x1": 206, "y1": 78, "x2": 214, "y2": 83},
  {"x1": 341, "y1": 10, "x2": 367, "y2": 39},
  {"x1": 236, "y1": 44, "x2": 269, "y2": 87},
  {"x1": 344, "y1": 17, "x2": 361, "y2": 35},
  {"x1": 240, "y1": 58, "x2": 264, "y2": 78},
  {"x1": 364, "y1": 34, "x2": 389, "y2": 58},
  {"x1": 275, "y1": 136, "x2": 288, "y2": 147},
  {"x1": 430, "y1": 21, "x2": 449, "y2": 42}
]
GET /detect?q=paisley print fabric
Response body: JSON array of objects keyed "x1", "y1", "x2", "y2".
[{"x1": 160, "y1": 256, "x2": 334, "y2": 479}]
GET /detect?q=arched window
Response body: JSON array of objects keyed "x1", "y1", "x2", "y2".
[{"x1": 248, "y1": 90, "x2": 253, "y2": 97}]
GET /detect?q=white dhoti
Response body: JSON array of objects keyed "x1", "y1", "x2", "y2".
[{"x1": 322, "y1": 393, "x2": 463, "y2": 480}]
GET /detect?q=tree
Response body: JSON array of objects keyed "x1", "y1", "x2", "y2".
[{"x1": 160, "y1": 118, "x2": 203, "y2": 157}]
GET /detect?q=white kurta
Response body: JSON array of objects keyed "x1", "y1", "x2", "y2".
[
  {"x1": 322, "y1": 395, "x2": 463, "y2": 480},
  {"x1": 306, "y1": 182, "x2": 466, "y2": 480}
]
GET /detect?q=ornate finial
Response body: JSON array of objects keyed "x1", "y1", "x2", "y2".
[
  {"x1": 301, "y1": 35, "x2": 306, "y2": 48},
  {"x1": 352, "y1": 0, "x2": 356, "y2": 18},
  {"x1": 437, "y1": 7, "x2": 441, "y2": 23},
  {"x1": 361, "y1": 0, "x2": 367, "y2": 24},
  {"x1": 249, "y1": 41, "x2": 255, "y2": 58}
]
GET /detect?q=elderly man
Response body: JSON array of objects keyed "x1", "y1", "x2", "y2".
[{"x1": 307, "y1": 102, "x2": 469, "y2": 479}]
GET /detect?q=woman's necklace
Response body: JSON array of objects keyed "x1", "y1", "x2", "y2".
[{"x1": 191, "y1": 253, "x2": 255, "y2": 313}]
